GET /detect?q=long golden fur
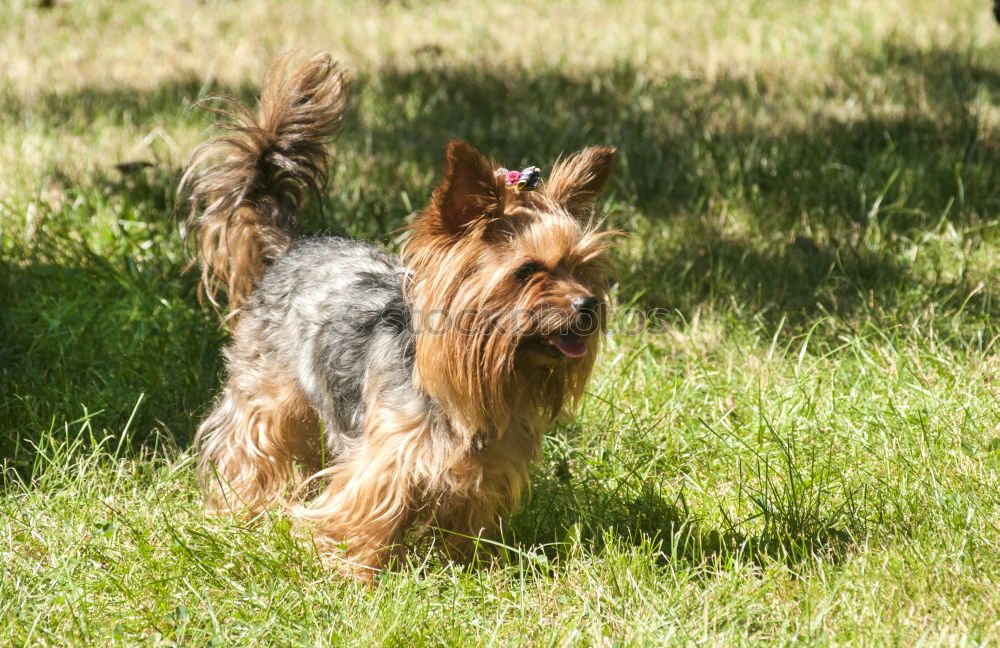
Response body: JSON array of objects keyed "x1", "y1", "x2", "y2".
[{"x1": 180, "y1": 52, "x2": 617, "y2": 581}]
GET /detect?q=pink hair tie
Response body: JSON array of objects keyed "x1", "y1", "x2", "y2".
[{"x1": 496, "y1": 166, "x2": 542, "y2": 192}]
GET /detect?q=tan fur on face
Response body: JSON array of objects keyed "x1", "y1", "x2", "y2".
[{"x1": 402, "y1": 143, "x2": 617, "y2": 435}]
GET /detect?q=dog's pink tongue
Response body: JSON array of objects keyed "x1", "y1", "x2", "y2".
[{"x1": 546, "y1": 332, "x2": 588, "y2": 358}]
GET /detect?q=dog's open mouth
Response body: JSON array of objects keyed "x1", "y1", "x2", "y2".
[{"x1": 544, "y1": 331, "x2": 589, "y2": 358}]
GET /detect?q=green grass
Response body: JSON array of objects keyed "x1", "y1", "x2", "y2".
[{"x1": 2, "y1": 0, "x2": 999, "y2": 645}]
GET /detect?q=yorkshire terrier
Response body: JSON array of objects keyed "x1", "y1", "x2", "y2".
[{"x1": 180, "y1": 52, "x2": 617, "y2": 580}]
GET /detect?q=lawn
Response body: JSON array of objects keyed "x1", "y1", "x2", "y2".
[{"x1": 2, "y1": 0, "x2": 999, "y2": 645}]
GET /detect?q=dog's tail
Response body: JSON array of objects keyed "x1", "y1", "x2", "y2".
[{"x1": 179, "y1": 51, "x2": 350, "y2": 321}]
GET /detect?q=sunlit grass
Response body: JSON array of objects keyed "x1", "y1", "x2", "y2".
[{"x1": 2, "y1": 0, "x2": 999, "y2": 645}]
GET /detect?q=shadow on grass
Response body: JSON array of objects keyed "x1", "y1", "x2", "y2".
[
  {"x1": 349, "y1": 59, "x2": 999, "y2": 347},
  {"x1": 502, "y1": 444, "x2": 859, "y2": 570},
  {"x1": 625, "y1": 228, "x2": 998, "y2": 350},
  {"x1": 6, "y1": 43, "x2": 999, "y2": 227},
  {"x1": 12, "y1": 46, "x2": 996, "y2": 312},
  {"x1": 0, "y1": 244, "x2": 223, "y2": 475},
  {"x1": 3, "y1": 43, "x2": 998, "y2": 476}
]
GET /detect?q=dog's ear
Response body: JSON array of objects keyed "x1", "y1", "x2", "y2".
[
  {"x1": 426, "y1": 140, "x2": 503, "y2": 235},
  {"x1": 545, "y1": 146, "x2": 616, "y2": 218}
]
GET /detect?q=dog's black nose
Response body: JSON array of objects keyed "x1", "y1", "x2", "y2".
[{"x1": 572, "y1": 295, "x2": 599, "y2": 314}]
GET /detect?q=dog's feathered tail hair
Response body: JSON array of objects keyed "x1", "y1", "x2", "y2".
[{"x1": 179, "y1": 51, "x2": 350, "y2": 322}]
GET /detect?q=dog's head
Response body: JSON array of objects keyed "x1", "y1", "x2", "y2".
[{"x1": 402, "y1": 140, "x2": 617, "y2": 429}]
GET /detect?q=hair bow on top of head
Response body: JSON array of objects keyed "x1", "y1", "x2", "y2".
[{"x1": 496, "y1": 166, "x2": 542, "y2": 192}]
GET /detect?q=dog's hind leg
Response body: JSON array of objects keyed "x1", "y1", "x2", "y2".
[{"x1": 195, "y1": 355, "x2": 320, "y2": 518}]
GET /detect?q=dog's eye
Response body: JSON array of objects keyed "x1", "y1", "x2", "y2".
[{"x1": 513, "y1": 261, "x2": 541, "y2": 283}]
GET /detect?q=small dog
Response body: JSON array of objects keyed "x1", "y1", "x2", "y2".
[{"x1": 180, "y1": 52, "x2": 617, "y2": 579}]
